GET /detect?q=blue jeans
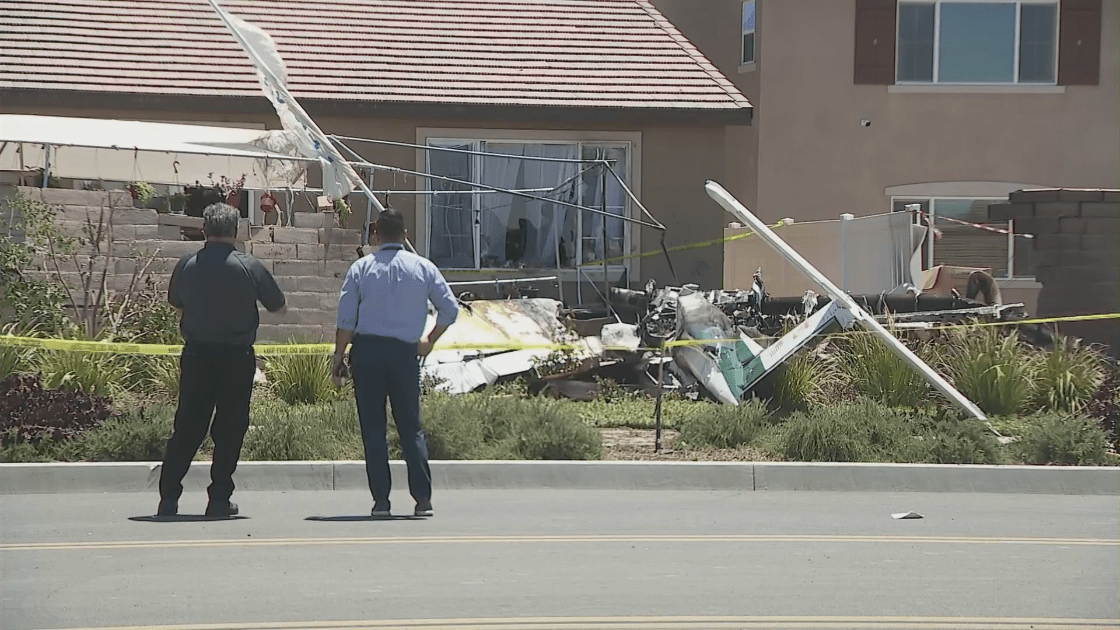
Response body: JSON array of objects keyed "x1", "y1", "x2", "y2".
[{"x1": 350, "y1": 335, "x2": 431, "y2": 505}]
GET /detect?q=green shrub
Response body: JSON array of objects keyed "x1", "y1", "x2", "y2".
[
  {"x1": 242, "y1": 400, "x2": 363, "y2": 461},
  {"x1": 421, "y1": 393, "x2": 516, "y2": 459},
  {"x1": 1013, "y1": 412, "x2": 1116, "y2": 466},
  {"x1": 79, "y1": 406, "x2": 174, "y2": 461},
  {"x1": 841, "y1": 331, "x2": 931, "y2": 408},
  {"x1": 1032, "y1": 337, "x2": 1105, "y2": 413},
  {"x1": 767, "y1": 349, "x2": 837, "y2": 411},
  {"x1": 676, "y1": 399, "x2": 773, "y2": 448},
  {"x1": 776, "y1": 399, "x2": 917, "y2": 462},
  {"x1": 946, "y1": 326, "x2": 1035, "y2": 416},
  {"x1": 509, "y1": 399, "x2": 602, "y2": 460},
  {"x1": 0, "y1": 343, "x2": 31, "y2": 379},
  {"x1": 264, "y1": 348, "x2": 347, "y2": 405},
  {"x1": 34, "y1": 348, "x2": 129, "y2": 396},
  {"x1": 914, "y1": 412, "x2": 1006, "y2": 464}
]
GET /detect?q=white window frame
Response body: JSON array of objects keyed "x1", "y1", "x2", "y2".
[
  {"x1": 895, "y1": 0, "x2": 1061, "y2": 86},
  {"x1": 891, "y1": 195, "x2": 1034, "y2": 280},
  {"x1": 741, "y1": 0, "x2": 757, "y2": 65},
  {"x1": 415, "y1": 129, "x2": 641, "y2": 278}
]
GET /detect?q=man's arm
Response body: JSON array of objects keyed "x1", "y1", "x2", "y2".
[
  {"x1": 332, "y1": 265, "x2": 361, "y2": 380},
  {"x1": 417, "y1": 263, "x2": 459, "y2": 357},
  {"x1": 253, "y1": 259, "x2": 287, "y2": 314},
  {"x1": 168, "y1": 256, "x2": 186, "y2": 312}
]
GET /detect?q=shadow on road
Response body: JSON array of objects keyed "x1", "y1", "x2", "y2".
[
  {"x1": 305, "y1": 515, "x2": 426, "y2": 522},
  {"x1": 128, "y1": 515, "x2": 250, "y2": 523}
]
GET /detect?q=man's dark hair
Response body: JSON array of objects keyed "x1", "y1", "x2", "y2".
[
  {"x1": 375, "y1": 209, "x2": 406, "y2": 241},
  {"x1": 202, "y1": 203, "x2": 240, "y2": 239}
]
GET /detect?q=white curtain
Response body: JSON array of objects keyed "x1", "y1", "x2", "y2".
[{"x1": 480, "y1": 144, "x2": 578, "y2": 268}]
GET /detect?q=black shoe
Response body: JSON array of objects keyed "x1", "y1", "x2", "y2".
[
  {"x1": 157, "y1": 500, "x2": 178, "y2": 517},
  {"x1": 371, "y1": 501, "x2": 391, "y2": 518},
  {"x1": 414, "y1": 500, "x2": 433, "y2": 517},
  {"x1": 205, "y1": 500, "x2": 239, "y2": 518}
]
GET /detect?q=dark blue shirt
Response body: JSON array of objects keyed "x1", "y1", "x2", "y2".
[{"x1": 169, "y1": 242, "x2": 285, "y2": 346}]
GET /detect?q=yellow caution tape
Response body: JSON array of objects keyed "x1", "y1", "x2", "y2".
[
  {"x1": 598, "y1": 222, "x2": 783, "y2": 265},
  {"x1": 1, "y1": 312, "x2": 1115, "y2": 356}
]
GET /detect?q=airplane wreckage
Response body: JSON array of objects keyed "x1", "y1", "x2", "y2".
[{"x1": 422, "y1": 182, "x2": 1039, "y2": 425}]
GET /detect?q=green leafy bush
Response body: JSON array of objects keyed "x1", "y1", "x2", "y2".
[
  {"x1": 676, "y1": 399, "x2": 773, "y2": 448},
  {"x1": 766, "y1": 349, "x2": 836, "y2": 411},
  {"x1": 1032, "y1": 337, "x2": 1105, "y2": 413},
  {"x1": 1012, "y1": 411, "x2": 1116, "y2": 466},
  {"x1": 841, "y1": 331, "x2": 932, "y2": 408},
  {"x1": 509, "y1": 399, "x2": 602, "y2": 460},
  {"x1": 421, "y1": 393, "x2": 517, "y2": 460},
  {"x1": 242, "y1": 400, "x2": 363, "y2": 461},
  {"x1": 946, "y1": 326, "x2": 1035, "y2": 416},
  {"x1": 914, "y1": 412, "x2": 1006, "y2": 464},
  {"x1": 264, "y1": 347, "x2": 347, "y2": 405},
  {"x1": 34, "y1": 348, "x2": 129, "y2": 396},
  {"x1": 776, "y1": 399, "x2": 917, "y2": 462},
  {"x1": 79, "y1": 406, "x2": 174, "y2": 461}
]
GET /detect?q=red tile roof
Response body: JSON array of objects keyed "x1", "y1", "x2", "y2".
[{"x1": 0, "y1": 0, "x2": 751, "y2": 112}]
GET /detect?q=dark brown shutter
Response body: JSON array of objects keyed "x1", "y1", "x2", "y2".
[
  {"x1": 1058, "y1": 0, "x2": 1102, "y2": 85},
  {"x1": 854, "y1": 0, "x2": 897, "y2": 85}
]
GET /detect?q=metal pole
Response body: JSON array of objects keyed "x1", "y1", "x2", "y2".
[
  {"x1": 653, "y1": 350, "x2": 665, "y2": 452},
  {"x1": 704, "y1": 180, "x2": 988, "y2": 422},
  {"x1": 600, "y1": 163, "x2": 611, "y2": 315},
  {"x1": 840, "y1": 213, "x2": 854, "y2": 292},
  {"x1": 42, "y1": 144, "x2": 51, "y2": 188}
]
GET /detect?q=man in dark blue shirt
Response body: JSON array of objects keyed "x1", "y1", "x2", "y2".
[{"x1": 158, "y1": 203, "x2": 286, "y2": 518}]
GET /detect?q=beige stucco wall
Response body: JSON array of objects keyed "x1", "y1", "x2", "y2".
[
  {"x1": 4, "y1": 103, "x2": 745, "y2": 290},
  {"x1": 755, "y1": 0, "x2": 1120, "y2": 223},
  {"x1": 655, "y1": 0, "x2": 1119, "y2": 224}
]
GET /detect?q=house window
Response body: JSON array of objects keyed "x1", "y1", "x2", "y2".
[
  {"x1": 742, "y1": 0, "x2": 756, "y2": 64},
  {"x1": 897, "y1": 1, "x2": 1058, "y2": 84},
  {"x1": 426, "y1": 140, "x2": 630, "y2": 270},
  {"x1": 892, "y1": 197, "x2": 1035, "y2": 279}
]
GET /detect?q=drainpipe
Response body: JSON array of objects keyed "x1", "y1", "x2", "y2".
[{"x1": 840, "y1": 213, "x2": 854, "y2": 292}]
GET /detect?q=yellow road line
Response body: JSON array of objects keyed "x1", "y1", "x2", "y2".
[
  {"x1": 3, "y1": 533, "x2": 1116, "y2": 552},
  {"x1": 35, "y1": 616, "x2": 1120, "y2": 630}
]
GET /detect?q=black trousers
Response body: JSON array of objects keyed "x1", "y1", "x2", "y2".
[
  {"x1": 350, "y1": 334, "x2": 431, "y2": 505},
  {"x1": 159, "y1": 342, "x2": 256, "y2": 504}
]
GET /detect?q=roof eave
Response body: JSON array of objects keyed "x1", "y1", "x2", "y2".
[{"x1": 0, "y1": 88, "x2": 753, "y2": 127}]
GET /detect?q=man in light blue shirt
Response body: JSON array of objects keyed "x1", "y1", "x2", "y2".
[{"x1": 333, "y1": 209, "x2": 458, "y2": 518}]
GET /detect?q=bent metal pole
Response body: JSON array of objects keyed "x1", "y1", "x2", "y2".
[{"x1": 703, "y1": 180, "x2": 988, "y2": 422}]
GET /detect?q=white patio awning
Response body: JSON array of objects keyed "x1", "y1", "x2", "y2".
[{"x1": 0, "y1": 114, "x2": 313, "y2": 190}]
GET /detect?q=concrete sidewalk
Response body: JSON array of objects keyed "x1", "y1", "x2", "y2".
[{"x1": 2, "y1": 460, "x2": 1117, "y2": 495}]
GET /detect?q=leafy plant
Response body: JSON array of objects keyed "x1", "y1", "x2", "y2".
[
  {"x1": 333, "y1": 198, "x2": 351, "y2": 226},
  {"x1": 946, "y1": 326, "x2": 1036, "y2": 416},
  {"x1": 676, "y1": 399, "x2": 773, "y2": 448},
  {"x1": 127, "y1": 182, "x2": 156, "y2": 205},
  {"x1": 531, "y1": 340, "x2": 584, "y2": 378},
  {"x1": 776, "y1": 399, "x2": 918, "y2": 462},
  {"x1": 242, "y1": 400, "x2": 363, "y2": 461},
  {"x1": 914, "y1": 411, "x2": 1006, "y2": 464},
  {"x1": 79, "y1": 406, "x2": 174, "y2": 461},
  {"x1": 264, "y1": 342, "x2": 347, "y2": 405},
  {"x1": 34, "y1": 347, "x2": 129, "y2": 396},
  {"x1": 1012, "y1": 411, "x2": 1117, "y2": 466},
  {"x1": 0, "y1": 374, "x2": 113, "y2": 445},
  {"x1": 1032, "y1": 336, "x2": 1105, "y2": 412},
  {"x1": 841, "y1": 329, "x2": 932, "y2": 408},
  {"x1": 509, "y1": 399, "x2": 603, "y2": 460}
]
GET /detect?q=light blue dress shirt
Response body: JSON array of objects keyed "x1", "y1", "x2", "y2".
[{"x1": 336, "y1": 244, "x2": 458, "y2": 343}]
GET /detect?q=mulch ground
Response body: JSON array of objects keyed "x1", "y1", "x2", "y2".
[{"x1": 598, "y1": 428, "x2": 776, "y2": 462}]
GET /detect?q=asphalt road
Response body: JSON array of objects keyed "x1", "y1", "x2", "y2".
[{"x1": 1, "y1": 490, "x2": 1117, "y2": 630}]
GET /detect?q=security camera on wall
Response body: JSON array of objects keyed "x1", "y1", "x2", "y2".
[{"x1": 860, "y1": 119, "x2": 872, "y2": 127}]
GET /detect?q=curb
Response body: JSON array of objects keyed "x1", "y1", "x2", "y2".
[{"x1": 1, "y1": 461, "x2": 1117, "y2": 495}]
